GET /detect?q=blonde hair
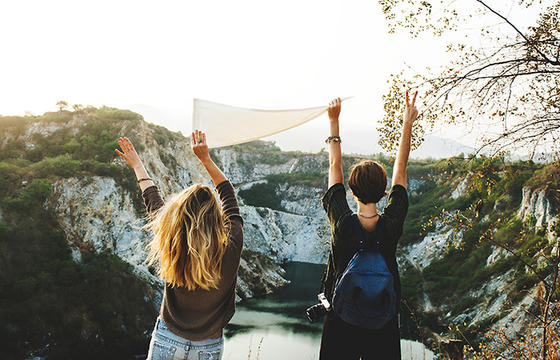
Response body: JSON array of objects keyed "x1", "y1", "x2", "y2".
[{"x1": 144, "y1": 184, "x2": 228, "y2": 290}]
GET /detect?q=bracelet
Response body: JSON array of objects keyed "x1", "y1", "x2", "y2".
[
  {"x1": 325, "y1": 136, "x2": 341, "y2": 144},
  {"x1": 137, "y1": 178, "x2": 153, "y2": 183}
]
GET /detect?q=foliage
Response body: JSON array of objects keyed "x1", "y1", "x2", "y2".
[
  {"x1": 525, "y1": 161, "x2": 560, "y2": 207},
  {"x1": 0, "y1": 189, "x2": 157, "y2": 360},
  {"x1": 465, "y1": 306, "x2": 560, "y2": 360},
  {"x1": 230, "y1": 140, "x2": 295, "y2": 165},
  {"x1": 148, "y1": 122, "x2": 184, "y2": 146},
  {"x1": 0, "y1": 116, "x2": 31, "y2": 135},
  {"x1": 31, "y1": 154, "x2": 82, "y2": 177},
  {"x1": 238, "y1": 171, "x2": 329, "y2": 210},
  {"x1": 0, "y1": 105, "x2": 191, "y2": 358},
  {"x1": 394, "y1": 155, "x2": 560, "y2": 359},
  {"x1": 230, "y1": 140, "x2": 282, "y2": 153},
  {"x1": 422, "y1": 225, "x2": 493, "y2": 307},
  {"x1": 0, "y1": 162, "x2": 24, "y2": 198},
  {"x1": 378, "y1": 1, "x2": 560, "y2": 158},
  {"x1": 0, "y1": 106, "x2": 148, "y2": 214},
  {"x1": 56, "y1": 100, "x2": 68, "y2": 112},
  {"x1": 2, "y1": 179, "x2": 52, "y2": 212},
  {"x1": 418, "y1": 156, "x2": 560, "y2": 358},
  {"x1": 266, "y1": 171, "x2": 325, "y2": 188},
  {"x1": 238, "y1": 181, "x2": 284, "y2": 211},
  {"x1": 399, "y1": 263, "x2": 423, "y2": 305}
]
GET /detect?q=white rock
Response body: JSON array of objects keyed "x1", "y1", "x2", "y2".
[
  {"x1": 451, "y1": 178, "x2": 468, "y2": 199},
  {"x1": 241, "y1": 206, "x2": 330, "y2": 264},
  {"x1": 518, "y1": 186, "x2": 558, "y2": 242},
  {"x1": 405, "y1": 223, "x2": 462, "y2": 270},
  {"x1": 486, "y1": 246, "x2": 509, "y2": 266}
]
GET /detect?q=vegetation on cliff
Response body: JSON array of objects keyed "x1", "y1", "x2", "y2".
[
  {"x1": 1, "y1": 107, "x2": 558, "y2": 358},
  {"x1": 0, "y1": 179, "x2": 157, "y2": 359},
  {"x1": 398, "y1": 157, "x2": 559, "y2": 357},
  {"x1": 0, "y1": 109, "x2": 167, "y2": 359}
]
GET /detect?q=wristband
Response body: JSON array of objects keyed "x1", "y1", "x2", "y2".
[
  {"x1": 137, "y1": 178, "x2": 153, "y2": 183},
  {"x1": 325, "y1": 136, "x2": 341, "y2": 144}
]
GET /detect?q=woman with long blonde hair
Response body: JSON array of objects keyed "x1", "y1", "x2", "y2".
[{"x1": 116, "y1": 130, "x2": 243, "y2": 360}]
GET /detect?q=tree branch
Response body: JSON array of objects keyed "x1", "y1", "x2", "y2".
[{"x1": 475, "y1": 0, "x2": 559, "y2": 66}]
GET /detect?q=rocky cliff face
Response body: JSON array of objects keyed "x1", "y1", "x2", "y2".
[
  {"x1": 3, "y1": 110, "x2": 558, "y2": 355},
  {"x1": 31, "y1": 114, "x2": 427, "y2": 302},
  {"x1": 397, "y1": 173, "x2": 559, "y2": 348},
  {"x1": 518, "y1": 186, "x2": 558, "y2": 242},
  {"x1": 4, "y1": 114, "x2": 294, "y2": 301}
]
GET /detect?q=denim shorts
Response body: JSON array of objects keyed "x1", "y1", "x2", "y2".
[{"x1": 146, "y1": 318, "x2": 224, "y2": 360}]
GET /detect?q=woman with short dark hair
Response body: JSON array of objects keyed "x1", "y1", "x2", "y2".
[{"x1": 319, "y1": 93, "x2": 418, "y2": 359}]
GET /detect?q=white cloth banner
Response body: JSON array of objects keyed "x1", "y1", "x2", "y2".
[{"x1": 192, "y1": 98, "x2": 351, "y2": 148}]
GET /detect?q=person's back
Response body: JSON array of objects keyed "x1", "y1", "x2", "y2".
[
  {"x1": 319, "y1": 93, "x2": 418, "y2": 359},
  {"x1": 116, "y1": 130, "x2": 243, "y2": 360}
]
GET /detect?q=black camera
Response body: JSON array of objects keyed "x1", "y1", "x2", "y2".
[{"x1": 306, "y1": 293, "x2": 332, "y2": 322}]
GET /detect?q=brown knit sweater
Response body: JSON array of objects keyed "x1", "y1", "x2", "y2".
[{"x1": 142, "y1": 180, "x2": 244, "y2": 340}]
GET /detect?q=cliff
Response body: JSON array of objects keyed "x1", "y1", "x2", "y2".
[{"x1": 1, "y1": 108, "x2": 558, "y2": 358}]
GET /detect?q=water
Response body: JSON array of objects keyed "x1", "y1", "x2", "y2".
[{"x1": 223, "y1": 262, "x2": 434, "y2": 360}]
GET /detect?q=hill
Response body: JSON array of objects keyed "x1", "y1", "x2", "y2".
[{"x1": 0, "y1": 107, "x2": 558, "y2": 358}]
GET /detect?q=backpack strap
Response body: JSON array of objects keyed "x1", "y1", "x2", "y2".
[{"x1": 351, "y1": 214, "x2": 384, "y2": 251}]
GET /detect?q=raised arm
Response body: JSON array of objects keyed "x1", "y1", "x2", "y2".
[
  {"x1": 327, "y1": 98, "x2": 343, "y2": 188},
  {"x1": 115, "y1": 137, "x2": 155, "y2": 192},
  {"x1": 191, "y1": 130, "x2": 227, "y2": 186},
  {"x1": 392, "y1": 91, "x2": 418, "y2": 189}
]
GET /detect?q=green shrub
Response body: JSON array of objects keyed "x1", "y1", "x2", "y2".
[
  {"x1": 81, "y1": 160, "x2": 120, "y2": 177},
  {"x1": 0, "y1": 116, "x2": 31, "y2": 135},
  {"x1": 0, "y1": 162, "x2": 24, "y2": 196},
  {"x1": 423, "y1": 239, "x2": 492, "y2": 306},
  {"x1": 63, "y1": 138, "x2": 81, "y2": 153},
  {"x1": 0, "y1": 209, "x2": 156, "y2": 359},
  {"x1": 238, "y1": 181, "x2": 283, "y2": 210},
  {"x1": 266, "y1": 171, "x2": 325, "y2": 188},
  {"x1": 0, "y1": 221, "x2": 11, "y2": 236},
  {"x1": 95, "y1": 106, "x2": 143, "y2": 122},
  {"x1": 2, "y1": 178, "x2": 52, "y2": 211},
  {"x1": 35, "y1": 111, "x2": 73, "y2": 123},
  {"x1": 525, "y1": 162, "x2": 559, "y2": 189},
  {"x1": 148, "y1": 123, "x2": 184, "y2": 146},
  {"x1": 493, "y1": 218, "x2": 523, "y2": 247},
  {"x1": 400, "y1": 263, "x2": 423, "y2": 305},
  {"x1": 449, "y1": 296, "x2": 480, "y2": 315},
  {"x1": 0, "y1": 139, "x2": 26, "y2": 161},
  {"x1": 31, "y1": 154, "x2": 82, "y2": 177}
]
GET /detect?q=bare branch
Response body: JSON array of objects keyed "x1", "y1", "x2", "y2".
[{"x1": 475, "y1": 0, "x2": 560, "y2": 66}]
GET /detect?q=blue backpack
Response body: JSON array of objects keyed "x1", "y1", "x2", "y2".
[{"x1": 332, "y1": 215, "x2": 397, "y2": 329}]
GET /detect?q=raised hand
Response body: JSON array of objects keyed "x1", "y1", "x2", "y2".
[
  {"x1": 191, "y1": 130, "x2": 210, "y2": 162},
  {"x1": 328, "y1": 97, "x2": 341, "y2": 123},
  {"x1": 404, "y1": 91, "x2": 419, "y2": 124},
  {"x1": 115, "y1": 137, "x2": 143, "y2": 169}
]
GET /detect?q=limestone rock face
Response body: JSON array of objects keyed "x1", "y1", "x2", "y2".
[
  {"x1": 33, "y1": 118, "x2": 297, "y2": 301},
  {"x1": 236, "y1": 251, "x2": 290, "y2": 301},
  {"x1": 451, "y1": 178, "x2": 468, "y2": 200},
  {"x1": 48, "y1": 175, "x2": 293, "y2": 301},
  {"x1": 518, "y1": 186, "x2": 558, "y2": 242},
  {"x1": 41, "y1": 119, "x2": 429, "y2": 302},
  {"x1": 404, "y1": 223, "x2": 463, "y2": 270},
  {"x1": 51, "y1": 176, "x2": 154, "y2": 276},
  {"x1": 241, "y1": 206, "x2": 330, "y2": 264},
  {"x1": 211, "y1": 148, "x2": 329, "y2": 185}
]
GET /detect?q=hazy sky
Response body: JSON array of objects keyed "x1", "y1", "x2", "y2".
[{"x1": 0, "y1": 0, "x2": 539, "y2": 155}]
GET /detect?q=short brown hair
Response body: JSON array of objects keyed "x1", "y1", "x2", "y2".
[{"x1": 348, "y1": 160, "x2": 388, "y2": 204}]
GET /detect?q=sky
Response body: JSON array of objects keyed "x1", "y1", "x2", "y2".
[{"x1": 0, "y1": 0, "x2": 543, "y2": 157}]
